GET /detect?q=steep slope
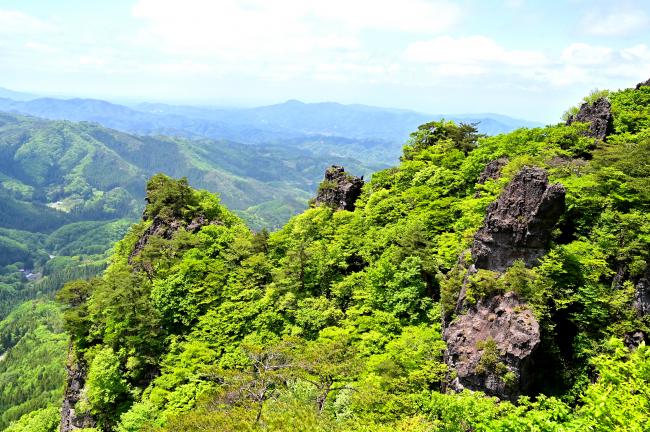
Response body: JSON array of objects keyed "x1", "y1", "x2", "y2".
[
  {"x1": 0, "y1": 300, "x2": 67, "y2": 430},
  {"x1": 56, "y1": 81, "x2": 650, "y2": 431}
]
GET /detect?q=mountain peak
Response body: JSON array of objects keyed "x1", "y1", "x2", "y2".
[{"x1": 283, "y1": 99, "x2": 305, "y2": 105}]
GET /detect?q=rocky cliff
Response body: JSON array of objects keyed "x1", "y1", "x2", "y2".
[
  {"x1": 128, "y1": 214, "x2": 218, "y2": 266},
  {"x1": 636, "y1": 78, "x2": 650, "y2": 89},
  {"x1": 313, "y1": 165, "x2": 364, "y2": 211},
  {"x1": 444, "y1": 166, "x2": 565, "y2": 400},
  {"x1": 471, "y1": 166, "x2": 566, "y2": 272},
  {"x1": 477, "y1": 157, "x2": 509, "y2": 184},
  {"x1": 60, "y1": 348, "x2": 95, "y2": 432},
  {"x1": 634, "y1": 265, "x2": 650, "y2": 316}
]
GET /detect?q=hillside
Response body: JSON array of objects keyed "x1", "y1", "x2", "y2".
[
  {"x1": 0, "y1": 112, "x2": 382, "y2": 227},
  {"x1": 0, "y1": 111, "x2": 381, "y2": 331},
  {"x1": 0, "y1": 300, "x2": 66, "y2": 430},
  {"x1": 43, "y1": 81, "x2": 650, "y2": 431}
]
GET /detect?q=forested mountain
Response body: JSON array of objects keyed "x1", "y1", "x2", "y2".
[
  {"x1": 0, "y1": 111, "x2": 382, "y2": 228},
  {"x1": 0, "y1": 96, "x2": 540, "y2": 165},
  {"x1": 0, "y1": 110, "x2": 382, "y2": 329},
  {"x1": 26, "y1": 81, "x2": 647, "y2": 431}
]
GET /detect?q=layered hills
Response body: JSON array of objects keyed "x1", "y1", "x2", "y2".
[{"x1": 0, "y1": 96, "x2": 541, "y2": 165}]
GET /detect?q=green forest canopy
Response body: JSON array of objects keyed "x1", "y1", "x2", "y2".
[{"x1": 47, "y1": 83, "x2": 650, "y2": 431}]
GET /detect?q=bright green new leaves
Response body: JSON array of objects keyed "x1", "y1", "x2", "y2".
[
  {"x1": 81, "y1": 347, "x2": 130, "y2": 427},
  {"x1": 58, "y1": 84, "x2": 650, "y2": 431}
]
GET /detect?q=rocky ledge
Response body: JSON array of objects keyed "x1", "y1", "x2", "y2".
[
  {"x1": 129, "y1": 214, "x2": 219, "y2": 266},
  {"x1": 636, "y1": 78, "x2": 650, "y2": 89},
  {"x1": 478, "y1": 157, "x2": 509, "y2": 184}
]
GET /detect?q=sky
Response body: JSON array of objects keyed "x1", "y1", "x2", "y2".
[{"x1": 1, "y1": 0, "x2": 650, "y2": 122}]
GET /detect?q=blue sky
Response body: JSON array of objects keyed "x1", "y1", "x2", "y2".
[{"x1": 1, "y1": 0, "x2": 649, "y2": 122}]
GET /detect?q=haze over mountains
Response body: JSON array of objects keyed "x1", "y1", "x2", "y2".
[{"x1": 0, "y1": 91, "x2": 542, "y2": 164}]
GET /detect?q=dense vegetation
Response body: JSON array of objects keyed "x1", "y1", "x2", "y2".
[
  {"x1": 0, "y1": 109, "x2": 379, "y2": 432},
  {"x1": 0, "y1": 112, "x2": 382, "y2": 229},
  {"x1": 44, "y1": 83, "x2": 650, "y2": 431},
  {"x1": 0, "y1": 300, "x2": 67, "y2": 430},
  {"x1": 0, "y1": 110, "x2": 382, "y2": 331}
]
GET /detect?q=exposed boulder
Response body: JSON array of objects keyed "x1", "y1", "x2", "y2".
[
  {"x1": 636, "y1": 78, "x2": 650, "y2": 90},
  {"x1": 444, "y1": 292, "x2": 540, "y2": 400},
  {"x1": 566, "y1": 97, "x2": 613, "y2": 141},
  {"x1": 60, "y1": 349, "x2": 95, "y2": 432},
  {"x1": 478, "y1": 157, "x2": 509, "y2": 184},
  {"x1": 624, "y1": 331, "x2": 646, "y2": 350},
  {"x1": 313, "y1": 165, "x2": 364, "y2": 211},
  {"x1": 471, "y1": 167, "x2": 566, "y2": 272}
]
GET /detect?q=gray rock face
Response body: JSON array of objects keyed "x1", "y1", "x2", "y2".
[
  {"x1": 129, "y1": 214, "x2": 217, "y2": 265},
  {"x1": 566, "y1": 97, "x2": 613, "y2": 141},
  {"x1": 624, "y1": 331, "x2": 646, "y2": 349},
  {"x1": 478, "y1": 157, "x2": 509, "y2": 184},
  {"x1": 634, "y1": 266, "x2": 650, "y2": 316},
  {"x1": 60, "y1": 349, "x2": 95, "y2": 432},
  {"x1": 471, "y1": 167, "x2": 566, "y2": 272},
  {"x1": 636, "y1": 78, "x2": 650, "y2": 90},
  {"x1": 444, "y1": 292, "x2": 540, "y2": 400},
  {"x1": 314, "y1": 165, "x2": 364, "y2": 211}
]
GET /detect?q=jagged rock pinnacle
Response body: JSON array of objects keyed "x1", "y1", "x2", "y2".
[{"x1": 313, "y1": 165, "x2": 364, "y2": 212}]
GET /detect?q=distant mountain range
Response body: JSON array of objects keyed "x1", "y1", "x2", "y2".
[
  {"x1": 0, "y1": 92, "x2": 543, "y2": 165},
  {"x1": 0, "y1": 87, "x2": 36, "y2": 102}
]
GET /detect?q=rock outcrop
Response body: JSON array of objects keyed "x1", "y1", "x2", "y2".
[
  {"x1": 478, "y1": 157, "x2": 509, "y2": 184},
  {"x1": 444, "y1": 166, "x2": 565, "y2": 400},
  {"x1": 624, "y1": 330, "x2": 646, "y2": 349},
  {"x1": 636, "y1": 78, "x2": 650, "y2": 90},
  {"x1": 129, "y1": 214, "x2": 218, "y2": 265},
  {"x1": 60, "y1": 348, "x2": 95, "y2": 432},
  {"x1": 471, "y1": 167, "x2": 566, "y2": 272},
  {"x1": 313, "y1": 166, "x2": 364, "y2": 211},
  {"x1": 565, "y1": 97, "x2": 613, "y2": 141},
  {"x1": 444, "y1": 292, "x2": 540, "y2": 400},
  {"x1": 634, "y1": 265, "x2": 650, "y2": 316}
]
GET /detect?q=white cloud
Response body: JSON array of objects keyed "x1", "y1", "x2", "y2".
[
  {"x1": 581, "y1": 10, "x2": 649, "y2": 37},
  {"x1": 130, "y1": 0, "x2": 460, "y2": 60},
  {"x1": 403, "y1": 36, "x2": 650, "y2": 89},
  {"x1": 310, "y1": 0, "x2": 461, "y2": 33},
  {"x1": 24, "y1": 42, "x2": 58, "y2": 54},
  {"x1": 0, "y1": 9, "x2": 54, "y2": 35},
  {"x1": 404, "y1": 35, "x2": 547, "y2": 67},
  {"x1": 561, "y1": 43, "x2": 613, "y2": 66}
]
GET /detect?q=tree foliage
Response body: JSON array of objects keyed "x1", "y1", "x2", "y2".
[{"x1": 49, "y1": 85, "x2": 650, "y2": 431}]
